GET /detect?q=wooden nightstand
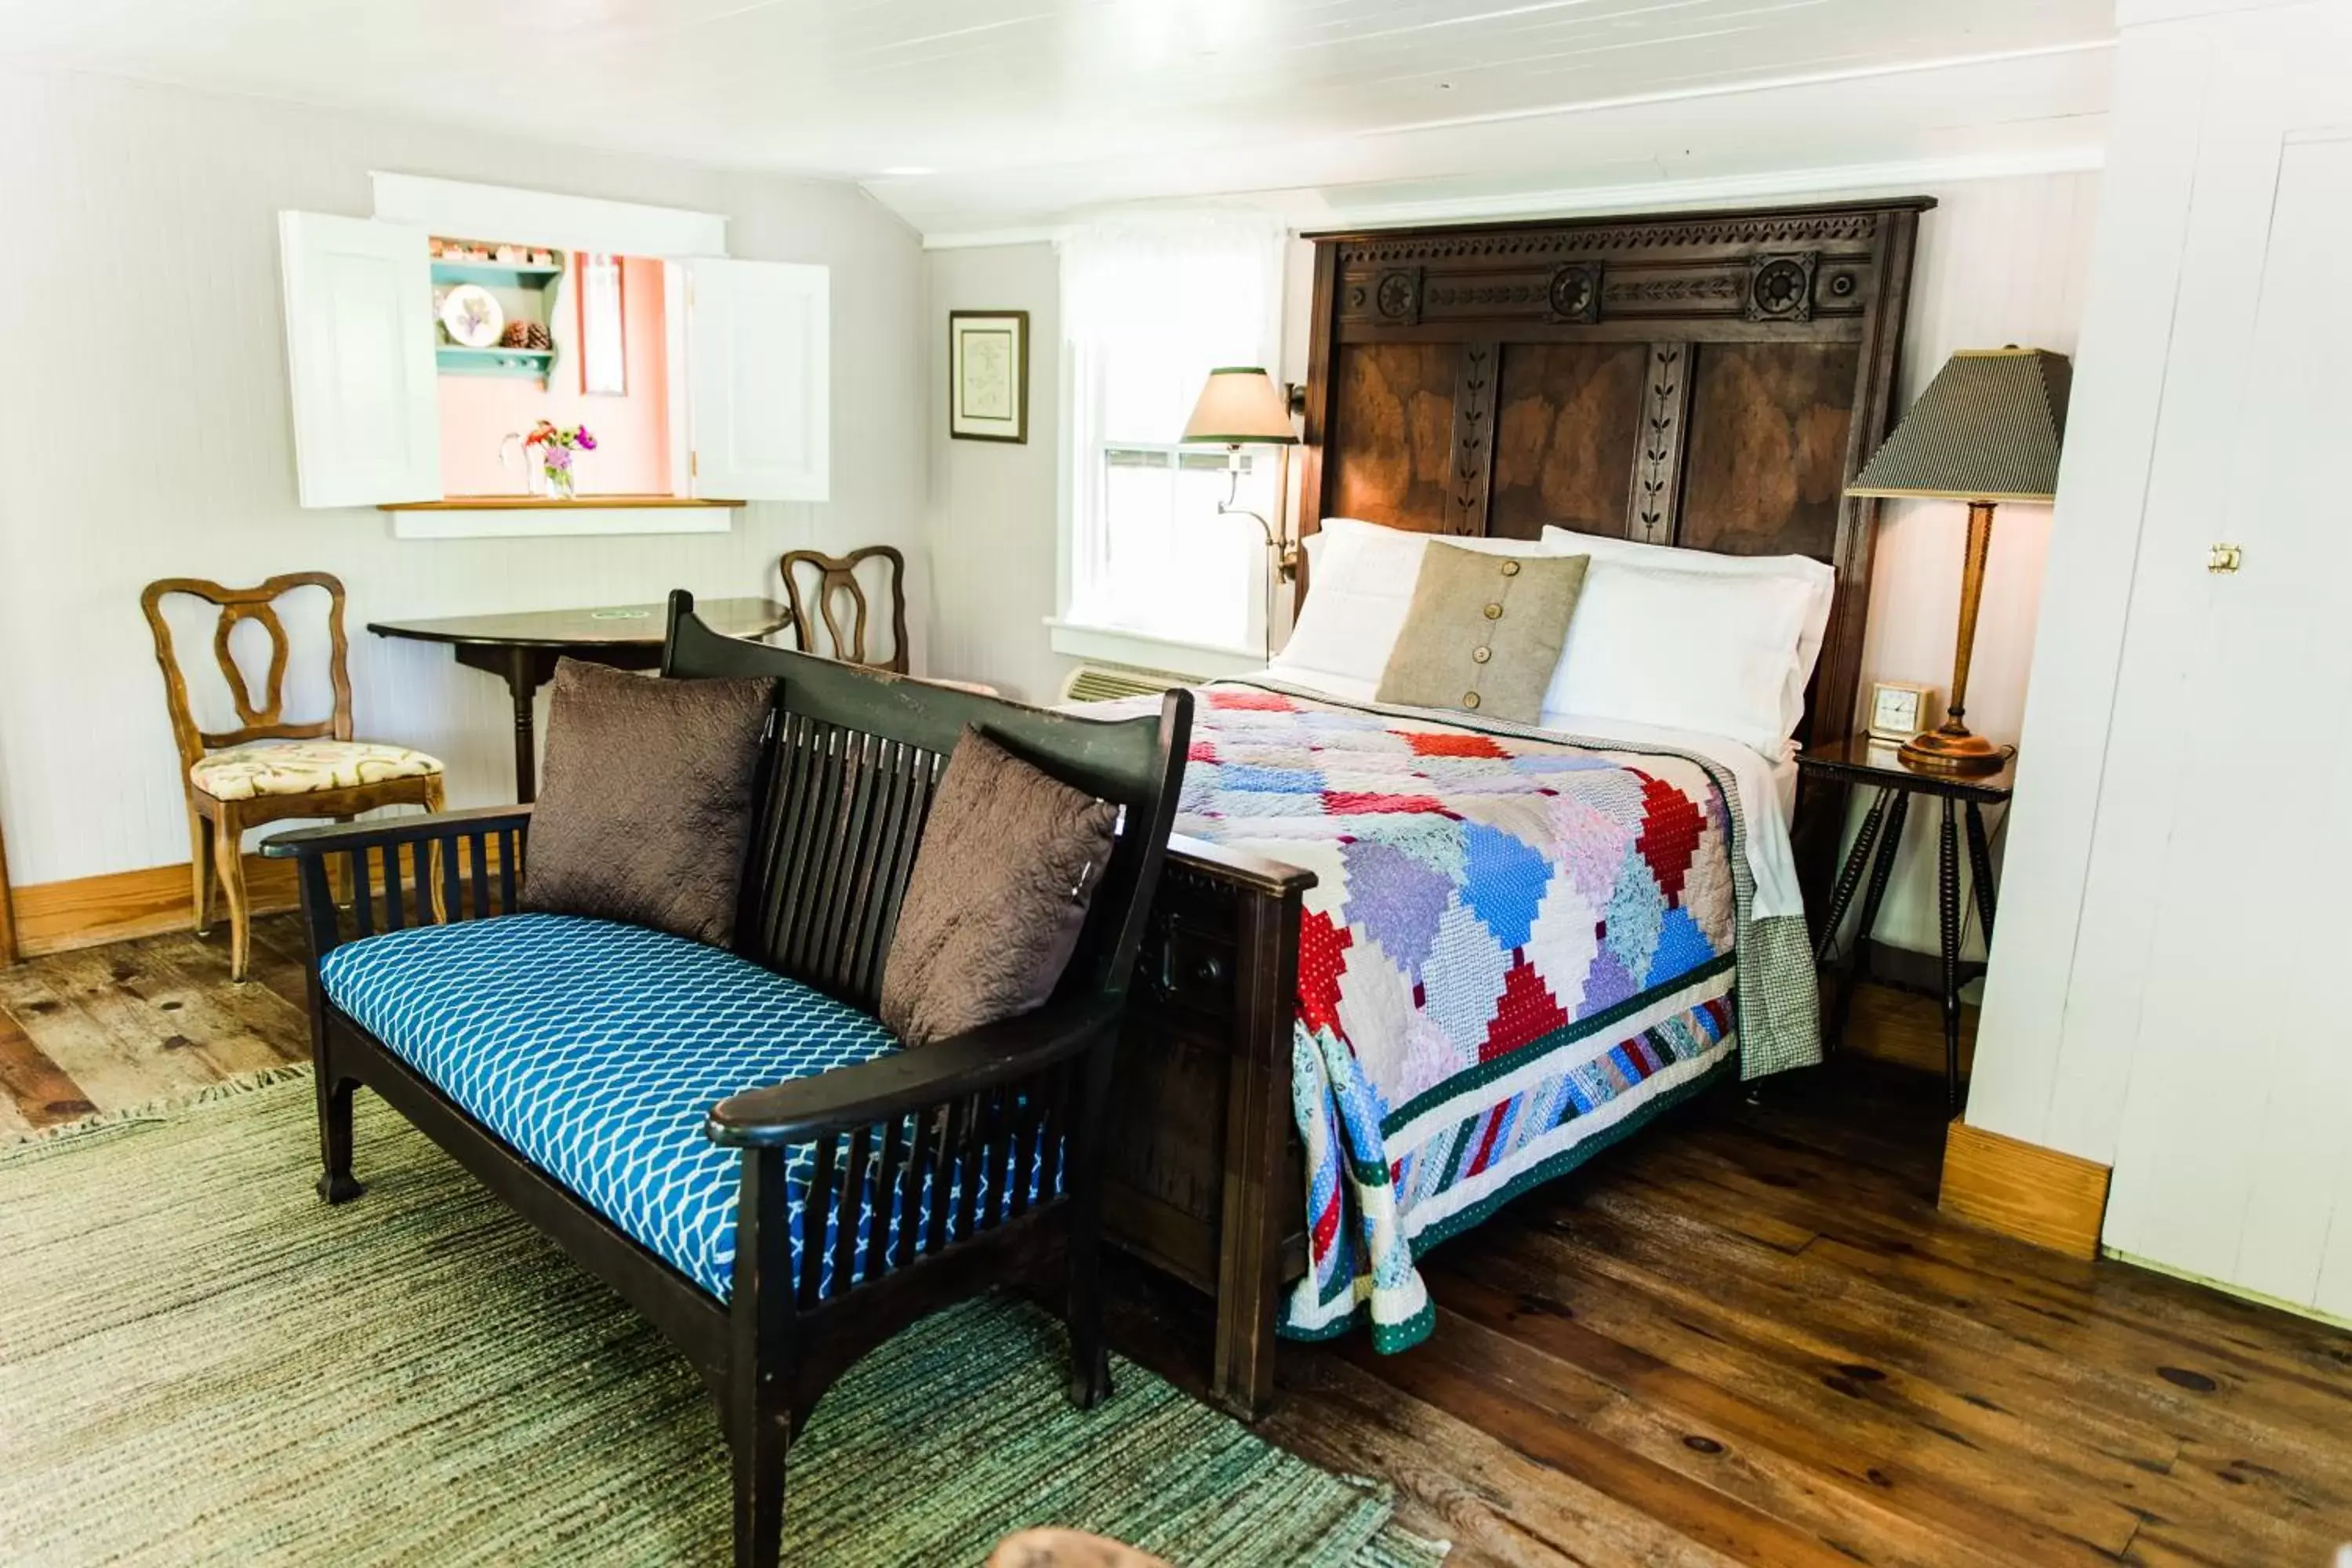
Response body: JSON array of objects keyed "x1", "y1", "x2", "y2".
[{"x1": 1798, "y1": 735, "x2": 2016, "y2": 1115}]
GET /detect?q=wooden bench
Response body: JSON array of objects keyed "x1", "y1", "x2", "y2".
[{"x1": 265, "y1": 592, "x2": 1192, "y2": 1568}]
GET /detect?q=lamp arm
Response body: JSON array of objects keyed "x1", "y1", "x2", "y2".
[
  {"x1": 1210, "y1": 442, "x2": 1301, "y2": 668},
  {"x1": 1216, "y1": 456, "x2": 1299, "y2": 576},
  {"x1": 1215, "y1": 463, "x2": 1269, "y2": 539},
  {"x1": 1217, "y1": 501, "x2": 1279, "y2": 550}
]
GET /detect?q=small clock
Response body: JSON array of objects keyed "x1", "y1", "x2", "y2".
[{"x1": 1867, "y1": 681, "x2": 1937, "y2": 744}]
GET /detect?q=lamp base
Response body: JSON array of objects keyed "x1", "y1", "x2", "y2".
[{"x1": 1898, "y1": 723, "x2": 2007, "y2": 775}]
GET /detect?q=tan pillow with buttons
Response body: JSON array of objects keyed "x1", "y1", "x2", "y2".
[{"x1": 1375, "y1": 544, "x2": 1589, "y2": 724}]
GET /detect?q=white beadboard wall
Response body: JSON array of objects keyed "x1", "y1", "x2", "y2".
[
  {"x1": 0, "y1": 67, "x2": 926, "y2": 888},
  {"x1": 921, "y1": 237, "x2": 1314, "y2": 704},
  {"x1": 918, "y1": 172, "x2": 2103, "y2": 955},
  {"x1": 1848, "y1": 172, "x2": 2104, "y2": 958},
  {"x1": 924, "y1": 241, "x2": 1073, "y2": 703}
]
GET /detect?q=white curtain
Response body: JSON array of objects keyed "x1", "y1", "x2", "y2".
[{"x1": 1059, "y1": 212, "x2": 1288, "y2": 648}]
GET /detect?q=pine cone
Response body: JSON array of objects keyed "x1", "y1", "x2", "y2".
[{"x1": 499, "y1": 321, "x2": 554, "y2": 351}]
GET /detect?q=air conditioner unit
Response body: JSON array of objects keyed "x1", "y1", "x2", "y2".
[{"x1": 1059, "y1": 663, "x2": 1196, "y2": 704}]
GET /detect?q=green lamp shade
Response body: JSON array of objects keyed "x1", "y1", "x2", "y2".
[{"x1": 1847, "y1": 347, "x2": 2072, "y2": 503}]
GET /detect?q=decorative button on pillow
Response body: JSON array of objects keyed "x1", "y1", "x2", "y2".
[
  {"x1": 520, "y1": 659, "x2": 778, "y2": 947},
  {"x1": 1375, "y1": 543, "x2": 1589, "y2": 723},
  {"x1": 1275, "y1": 517, "x2": 1569, "y2": 691},
  {"x1": 880, "y1": 728, "x2": 1120, "y2": 1047}
]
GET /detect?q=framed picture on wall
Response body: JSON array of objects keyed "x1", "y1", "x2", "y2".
[{"x1": 949, "y1": 310, "x2": 1028, "y2": 443}]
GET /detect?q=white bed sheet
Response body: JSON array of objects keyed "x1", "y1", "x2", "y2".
[{"x1": 1264, "y1": 662, "x2": 1806, "y2": 919}]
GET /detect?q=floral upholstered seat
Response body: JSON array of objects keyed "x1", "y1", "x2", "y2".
[
  {"x1": 191, "y1": 739, "x2": 443, "y2": 802},
  {"x1": 143, "y1": 572, "x2": 448, "y2": 982}
]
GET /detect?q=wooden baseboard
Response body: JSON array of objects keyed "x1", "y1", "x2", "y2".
[
  {"x1": 0, "y1": 821, "x2": 17, "y2": 966},
  {"x1": 11, "y1": 837, "x2": 506, "y2": 960},
  {"x1": 12, "y1": 855, "x2": 304, "y2": 957},
  {"x1": 1939, "y1": 1120, "x2": 2112, "y2": 1261}
]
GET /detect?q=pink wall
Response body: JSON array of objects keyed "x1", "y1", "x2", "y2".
[{"x1": 437, "y1": 254, "x2": 671, "y2": 496}]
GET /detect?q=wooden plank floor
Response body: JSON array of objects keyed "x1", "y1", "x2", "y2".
[
  {"x1": 8, "y1": 917, "x2": 2349, "y2": 1565},
  {"x1": 0, "y1": 914, "x2": 312, "y2": 1136},
  {"x1": 1221, "y1": 1068, "x2": 2352, "y2": 1568}
]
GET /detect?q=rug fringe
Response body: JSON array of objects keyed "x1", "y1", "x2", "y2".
[{"x1": 4, "y1": 1064, "x2": 314, "y2": 1149}]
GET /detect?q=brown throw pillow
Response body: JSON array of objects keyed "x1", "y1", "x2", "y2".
[
  {"x1": 1375, "y1": 544, "x2": 1588, "y2": 724},
  {"x1": 521, "y1": 659, "x2": 776, "y2": 946},
  {"x1": 880, "y1": 728, "x2": 1119, "y2": 1047}
]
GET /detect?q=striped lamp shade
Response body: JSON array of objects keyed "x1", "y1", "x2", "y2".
[{"x1": 1847, "y1": 348, "x2": 2072, "y2": 503}]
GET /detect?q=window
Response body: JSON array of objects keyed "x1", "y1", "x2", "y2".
[
  {"x1": 578, "y1": 252, "x2": 628, "y2": 396},
  {"x1": 428, "y1": 242, "x2": 667, "y2": 499},
  {"x1": 277, "y1": 178, "x2": 828, "y2": 530},
  {"x1": 1060, "y1": 216, "x2": 1287, "y2": 653}
]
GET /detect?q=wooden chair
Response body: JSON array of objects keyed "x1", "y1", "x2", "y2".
[
  {"x1": 781, "y1": 546, "x2": 1002, "y2": 695},
  {"x1": 141, "y1": 572, "x2": 445, "y2": 982},
  {"x1": 779, "y1": 546, "x2": 909, "y2": 673}
]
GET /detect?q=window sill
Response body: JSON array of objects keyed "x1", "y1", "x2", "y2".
[
  {"x1": 383, "y1": 496, "x2": 740, "y2": 540},
  {"x1": 381, "y1": 495, "x2": 745, "y2": 511},
  {"x1": 1045, "y1": 618, "x2": 1266, "y2": 680}
]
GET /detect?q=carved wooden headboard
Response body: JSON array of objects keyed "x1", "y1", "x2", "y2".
[{"x1": 1296, "y1": 197, "x2": 1933, "y2": 747}]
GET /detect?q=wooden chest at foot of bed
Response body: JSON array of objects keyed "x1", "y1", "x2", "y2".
[{"x1": 1104, "y1": 833, "x2": 1314, "y2": 1419}]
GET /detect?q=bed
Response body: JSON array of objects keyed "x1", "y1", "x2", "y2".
[{"x1": 1091, "y1": 197, "x2": 1933, "y2": 1417}]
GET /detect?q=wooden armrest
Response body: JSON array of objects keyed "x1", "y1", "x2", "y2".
[
  {"x1": 261, "y1": 804, "x2": 533, "y2": 858},
  {"x1": 1164, "y1": 833, "x2": 1317, "y2": 897},
  {"x1": 705, "y1": 997, "x2": 1123, "y2": 1149}
]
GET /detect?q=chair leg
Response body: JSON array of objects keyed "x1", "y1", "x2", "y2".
[
  {"x1": 328, "y1": 818, "x2": 358, "y2": 909},
  {"x1": 423, "y1": 776, "x2": 448, "y2": 924},
  {"x1": 187, "y1": 806, "x2": 215, "y2": 937},
  {"x1": 314, "y1": 1069, "x2": 363, "y2": 1204},
  {"x1": 1064, "y1": 1045, "x2": 1116, "y2": 1410},
  {"x1": 730, "y1": 1408, "x2": 789, "y2": 1568},
  {"x1": 213, "y1": 807, "x2": 250, "y2": 983},
  {"x1": 731, "y1": 1145, "x2": 793, "y2": 1568}
]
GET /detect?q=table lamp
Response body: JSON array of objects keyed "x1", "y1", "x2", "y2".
[
  {"x1": 1181, "y1": 367, "x2": 1300, "y2": 666},
  {"x1": 1846, "y1": 347, "x2": 2071, "y2": 774}
]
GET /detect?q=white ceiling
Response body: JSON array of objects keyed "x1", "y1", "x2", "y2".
[{"x1": 0, "y1": 0, "x2": 2117, "y2": 236}]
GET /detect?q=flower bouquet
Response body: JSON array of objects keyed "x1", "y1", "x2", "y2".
[{"x1": 524, "y1": 421, "x2": 596, "y2": 500}]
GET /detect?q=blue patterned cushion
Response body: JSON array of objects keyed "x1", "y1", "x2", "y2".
[{"x1": 321, "y1": 913, "x2": 924, "y2": 1301}]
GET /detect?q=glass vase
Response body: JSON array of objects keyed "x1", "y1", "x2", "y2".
[{"x1": 543, "y1": 455, "x2": 576, "y2": 501}]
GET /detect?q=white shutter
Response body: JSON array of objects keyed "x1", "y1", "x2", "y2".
[
  {"x1": 277, "y1": 212, "x2": 441, "y2": 508},
  {"x1": 686, "y1": 259, "x2": 829, "y2": 502}
]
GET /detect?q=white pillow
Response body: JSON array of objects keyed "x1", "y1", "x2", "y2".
[
  {"x1": 1540, "y1": 527, "x2": 1833, "y2": 742},
  {"x1": 1544, "y1": 563, "x2": 1815, "y2": 754},
  {"x1": 1275, "y1": 517, "x2": 1560, "y2": 689}
]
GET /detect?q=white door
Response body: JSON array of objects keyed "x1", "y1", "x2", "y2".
[
  {"x1": 685, "y1": 258, "x2": 829, "y2": 502},
  {"x1": 277, "y1": 212, "x2": 441, "y2": 508},
  {"x1": 2088, "y1": 9, "x2": 2352, "y2": 1314}
]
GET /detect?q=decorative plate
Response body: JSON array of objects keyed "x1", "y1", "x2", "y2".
[{"x1": 439, "y1": 284, "x2": 503, "y2": 348}]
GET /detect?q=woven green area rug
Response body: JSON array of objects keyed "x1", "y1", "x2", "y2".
[{"x1": 0, "y1": 1076, "x2": 1443, "y2": 1567}]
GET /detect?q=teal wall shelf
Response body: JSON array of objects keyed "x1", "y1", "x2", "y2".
[
  {"x1": 431, "y1": 259, "x2": 564, "y2": 289},
  {"x1": 431, "y1": 245, "x2": 565, "y2": 383},
  {"x1": 436, "y1": 344, "x2": 556, "y2": 379}
]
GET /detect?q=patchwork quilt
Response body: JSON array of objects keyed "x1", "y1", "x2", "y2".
[{"x1": 1083, "y1": 681, "x2": 1818, "y2": 1350}]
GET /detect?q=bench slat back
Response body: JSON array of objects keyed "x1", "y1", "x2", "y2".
[
  {"x1": 746, "y1": 713, "x2": 943, "y2": 1008},
  {"x1": 661, "y1": 592, "x2": 1189, "y2": 1017}
]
